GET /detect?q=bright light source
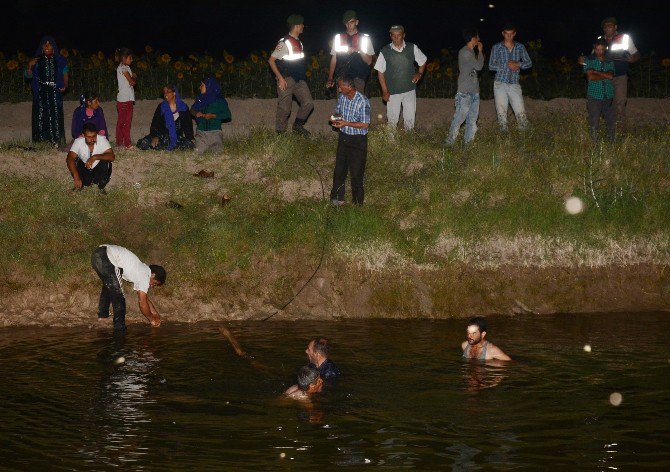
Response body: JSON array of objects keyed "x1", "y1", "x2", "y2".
[
  {"x1": 489, "y1": 3, "x2": 495, "y2": 8},
  {"x1": 480, "y1": 18, "x2": 485, "y2": 22},
  {"x1": 583, "y1": 344, "x2": 592, "y2": 352}
]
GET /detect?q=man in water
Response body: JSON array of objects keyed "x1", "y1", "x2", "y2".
[
  {"x1": 306, "y1": 336, "x2": 341, "y2": 380},
  {"x1": 91, "y1": 244, "x2": 166, "y2": 332},
  {"x1": 462, "y1": 316, "x2": 511, "y2": 361},
  {"x1": 284, "y1": 365, "x2": 324, "y2": 401}
]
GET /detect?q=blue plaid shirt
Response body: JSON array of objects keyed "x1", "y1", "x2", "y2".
[
  {"x1": 488, "y1": 41, "x2": 532, "y2": 84},
  {"x1": 335, "y1": 91, "x2": 370, "y2": 135}
]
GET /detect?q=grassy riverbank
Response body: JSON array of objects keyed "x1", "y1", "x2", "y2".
[{"x1": 1, "y1": 115, "x2": 670, "y2": 325}]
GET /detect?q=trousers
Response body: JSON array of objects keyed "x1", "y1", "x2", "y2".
[{"x1": 91, "y1": 246, "x2": 126, "y2": 332}]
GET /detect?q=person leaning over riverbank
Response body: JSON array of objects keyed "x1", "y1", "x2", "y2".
[
  {"x1": 190, "y1": 77, "x2": 231, "y2": 154},
  {"x1": 329, "y1": 76, "x2": 371, "y2": 206},
  {"x1": 268, "y1": 14, "x2": 314, "y2": 136},
  {"x1": 91, "y1": 244, "x2": 166, "y2": 333},
  {"x1": 462, "y1": 316, "x2": 511, "y2": 361},
  {"x1": 374, "y1": 24, "x2": 427, "y2": 132},
  {"x1": 584, "y1": 38, "x2": 616, "y2": 142},
  {"x1": 25, "y1": 36, "x2": 68, "y2": 146},
  {"x1": 137, "y1": 85, "x2": 194, "y2": 151},
  {"x1": 66, "y1": 123, "x2": 114, "y2": 194},
  {"x1": 599, "y1": 17, "x2": 640, "y2": 124},
  {"x1": 327, "y1": 10, "x2": 375, "y2": 95},
  {"x1": 445, "y1": 28, "x2": 485, "y2": 146},
  {"x1": 488, "y1": 22, "x2": 532, "y2": 131}
]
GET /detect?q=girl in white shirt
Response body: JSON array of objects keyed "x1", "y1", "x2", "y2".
[{"x1": 115, "y1": 48, "x2": 136, "y2": 149}]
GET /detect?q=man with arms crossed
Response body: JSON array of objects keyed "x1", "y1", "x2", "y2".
[
  {"x1": 91, "y1": 244, "x2": 166, "y2": 333},
  {"x1": 462, "y1": 316, "x2": 511, "y2": 361}
]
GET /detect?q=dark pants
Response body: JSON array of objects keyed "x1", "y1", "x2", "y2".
[
  {"x1": 91, "y1": 246, "x2": 126, "y2": 333},
  {"x1": 330, "y1": 133, "x2": 367, "y2": 204},
  {"x1": 76, "y1": 159, "x2": 112, "y2": 189},
  {"x1": 137, "y1": 134, "x2": 195, "y2": 151},
  {"x1": 587, "y1": 97, "x2": 616, "y2": 142}
]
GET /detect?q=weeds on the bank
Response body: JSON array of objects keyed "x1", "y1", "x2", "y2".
[{"x1": 1, "y1": 115, "x2": 669, "y2": 293}]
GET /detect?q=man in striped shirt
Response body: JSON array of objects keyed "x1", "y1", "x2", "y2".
[
  {"x1": 488, "y1": 22, "x2": 532, "y2": 131},
  {"x1": 329, "y1": 76, "x2": 371, "y2": 205}
]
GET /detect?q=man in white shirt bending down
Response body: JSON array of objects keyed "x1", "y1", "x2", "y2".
[
  {"x1": 66, "y1": 122, "x2": 115, "y2": 194},
  {"x1": 91, "y1": 244, "x2": 166, "y2": 333}
]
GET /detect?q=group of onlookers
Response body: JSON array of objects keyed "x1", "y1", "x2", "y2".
[{"x1": 24, "y1": 14, "x2": 639, "y2": 201}]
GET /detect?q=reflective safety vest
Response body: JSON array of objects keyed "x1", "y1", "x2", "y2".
[
  {"x1": 599, "y1": 33, "x2": 633, "y2": 76},
  {"x1": 332, "y1": 32, "x2": 372, "y2": 80},
  {"x1": 277, "y1": 36, "x2": 307, "y2": 82}
]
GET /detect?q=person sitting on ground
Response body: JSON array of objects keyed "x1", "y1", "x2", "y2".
[
  {"x1": 190, "y1": 77, "x2": 231, "y2": 154},
  {"x1": 71, "y1": 91, "x2": 108, "y2": 140},
  {"x1": 137, "y1": 85, "x2": 194, "y2": 151},
  {"x1": 66, "y1": 122, "x2": 114, "y2": 194},
  {"x1": 306, "y1": 336, "x2": 341, "y2": 380},
  {"x1": 284, "y1": 365, "x2": 324, "y2": 401},
  {"x1": 91, "y1": 244, "x2": 166, "y2": 333},
  {"x1": 462, "y1": 316, "x2": 511, "y2": 361}
]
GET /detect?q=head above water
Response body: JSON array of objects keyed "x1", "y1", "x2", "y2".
[
  {"x1": 466, "y1": 316, "x2": 488, "y2": 345},
  {"x1": 297, "y1": 365, "x2": 322, "y2": 392},
  {"x1": 306, "y1": 336, "x2": 331, "y2": 364}
]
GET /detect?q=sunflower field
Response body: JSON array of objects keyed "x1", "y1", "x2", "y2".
[{"x1": 0, "y1": 42, "x2": 669, "y2": 102}]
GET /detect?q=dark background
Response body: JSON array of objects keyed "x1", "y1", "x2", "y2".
[{"x1": 5, "y1": 0, "x2": 667, "y2": 58}]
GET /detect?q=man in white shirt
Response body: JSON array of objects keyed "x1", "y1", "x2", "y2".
[
  {"x1": 66, "y1": 122, "x2": 115, "y2": 194},
  {"x1": 374, "y1": 25, "x2": 427, "y2": 131},
  {"x1": 91, "y1": 244, "x2": 166, "y2": 333}
]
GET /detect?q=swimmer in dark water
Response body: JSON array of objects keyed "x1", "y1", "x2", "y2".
[
  {"x1": 306, "y1": 337, "x2": 341, "y2": 380},
  {"x1": 284, "y1": 365, "x2": 324, "y2": 401},
  {"x1": 461, "y1": 316, "x2": 511, "y2": 361}
]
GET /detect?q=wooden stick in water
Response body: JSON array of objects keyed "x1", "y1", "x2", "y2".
[{"x1": 220, "y1": 326, "x2": 247, "y2": 358}]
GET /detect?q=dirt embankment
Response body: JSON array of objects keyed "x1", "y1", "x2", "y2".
[{"x1": 1, "y1": 97, "x2": 669, "y2": 142}]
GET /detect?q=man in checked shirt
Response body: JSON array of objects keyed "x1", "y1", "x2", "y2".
[
  {"x1": 329, "y1": 75, "x2": 371, "y2": 206},
  {"x1": 488, "y1": 22, "x2": 533, "y2": 131}
]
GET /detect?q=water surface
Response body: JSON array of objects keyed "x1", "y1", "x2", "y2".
[{"x1": 1, "y1": 313, "x2": 669, "y2": 469}]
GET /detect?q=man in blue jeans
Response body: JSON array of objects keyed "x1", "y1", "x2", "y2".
[
  {"x1": 488, "y1": 22, "x2": 532, "y2": 130},
  {"x1": 445, "y1": 28, "x2": 485, "y2": 146}
]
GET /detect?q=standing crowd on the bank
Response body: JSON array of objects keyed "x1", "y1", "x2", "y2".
[{"x1": 25, "y1": 13, "x2": 639, "y2": 203}]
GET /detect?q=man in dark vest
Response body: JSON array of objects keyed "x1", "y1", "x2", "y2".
[
  {"x1": 326, "y1": 10, "x2": 375, "y2": 95},
  {"x1": 598, "y1": 17, "x2": 640, "y2": 124},
  {"x1": 374, "y1": 25, "x2": 427, "y2": 131},
  {"x1": 268, "y1": 13, "x2": 314, "y2": 136}
]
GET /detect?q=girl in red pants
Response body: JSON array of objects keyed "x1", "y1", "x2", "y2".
[{"x1": 115, "y1": 48, "x2": 136, "y2": 149}]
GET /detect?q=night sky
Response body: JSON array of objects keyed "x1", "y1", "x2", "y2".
[{"x1": 5, "y1": 0, "x2": 667, "y2": 58}]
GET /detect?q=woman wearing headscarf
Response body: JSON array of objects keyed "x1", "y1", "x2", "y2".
[
  {"x1": 190, "y1": 77, "x2": 231, "y2": 154},
  {"x1": 71, "y1": 91, "x2": 108, "y2": 140},
  {"x1": 25, "y1": 36, "x2": 69, "y2": 145},
  {"x1": 137, "y1": 85, "x2": 194, "y2": 151}
]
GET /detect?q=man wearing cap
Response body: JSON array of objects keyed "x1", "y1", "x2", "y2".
[
  {"x1": 598, "y1": 17, "x2": 640, "y2": 123},
  {"x1": 374, "y1": 25, "x2": 427, "y2": 131},
  {"x1": 268, "y1": 14, "x2": 314, "y2": 136},
  {"x1": 327, "y1": 10, "x2": 375, "y2": 94}
]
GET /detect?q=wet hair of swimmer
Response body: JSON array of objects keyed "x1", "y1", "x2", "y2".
[
  {"x1": 467, "y1": 316, "x2": 487, "y2": 333},
  {"x1": 311, "y1": 336, "x2": 331, "y2": 357},
  {"x1": 297, "y1": 365, "x2": 320, "y2": 391}
]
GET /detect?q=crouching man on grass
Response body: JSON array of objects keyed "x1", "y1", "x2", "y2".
[
  {"x1": 66, "y1": 122, "x2": 114, "y2": 194},
  {"x1": 91, "y1": 244, "x2": 166, "y2": 333}
]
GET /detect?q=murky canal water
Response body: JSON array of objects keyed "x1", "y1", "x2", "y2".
[{"x1": 1, "y1": 313, "x2": 669, "y2": 469}]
